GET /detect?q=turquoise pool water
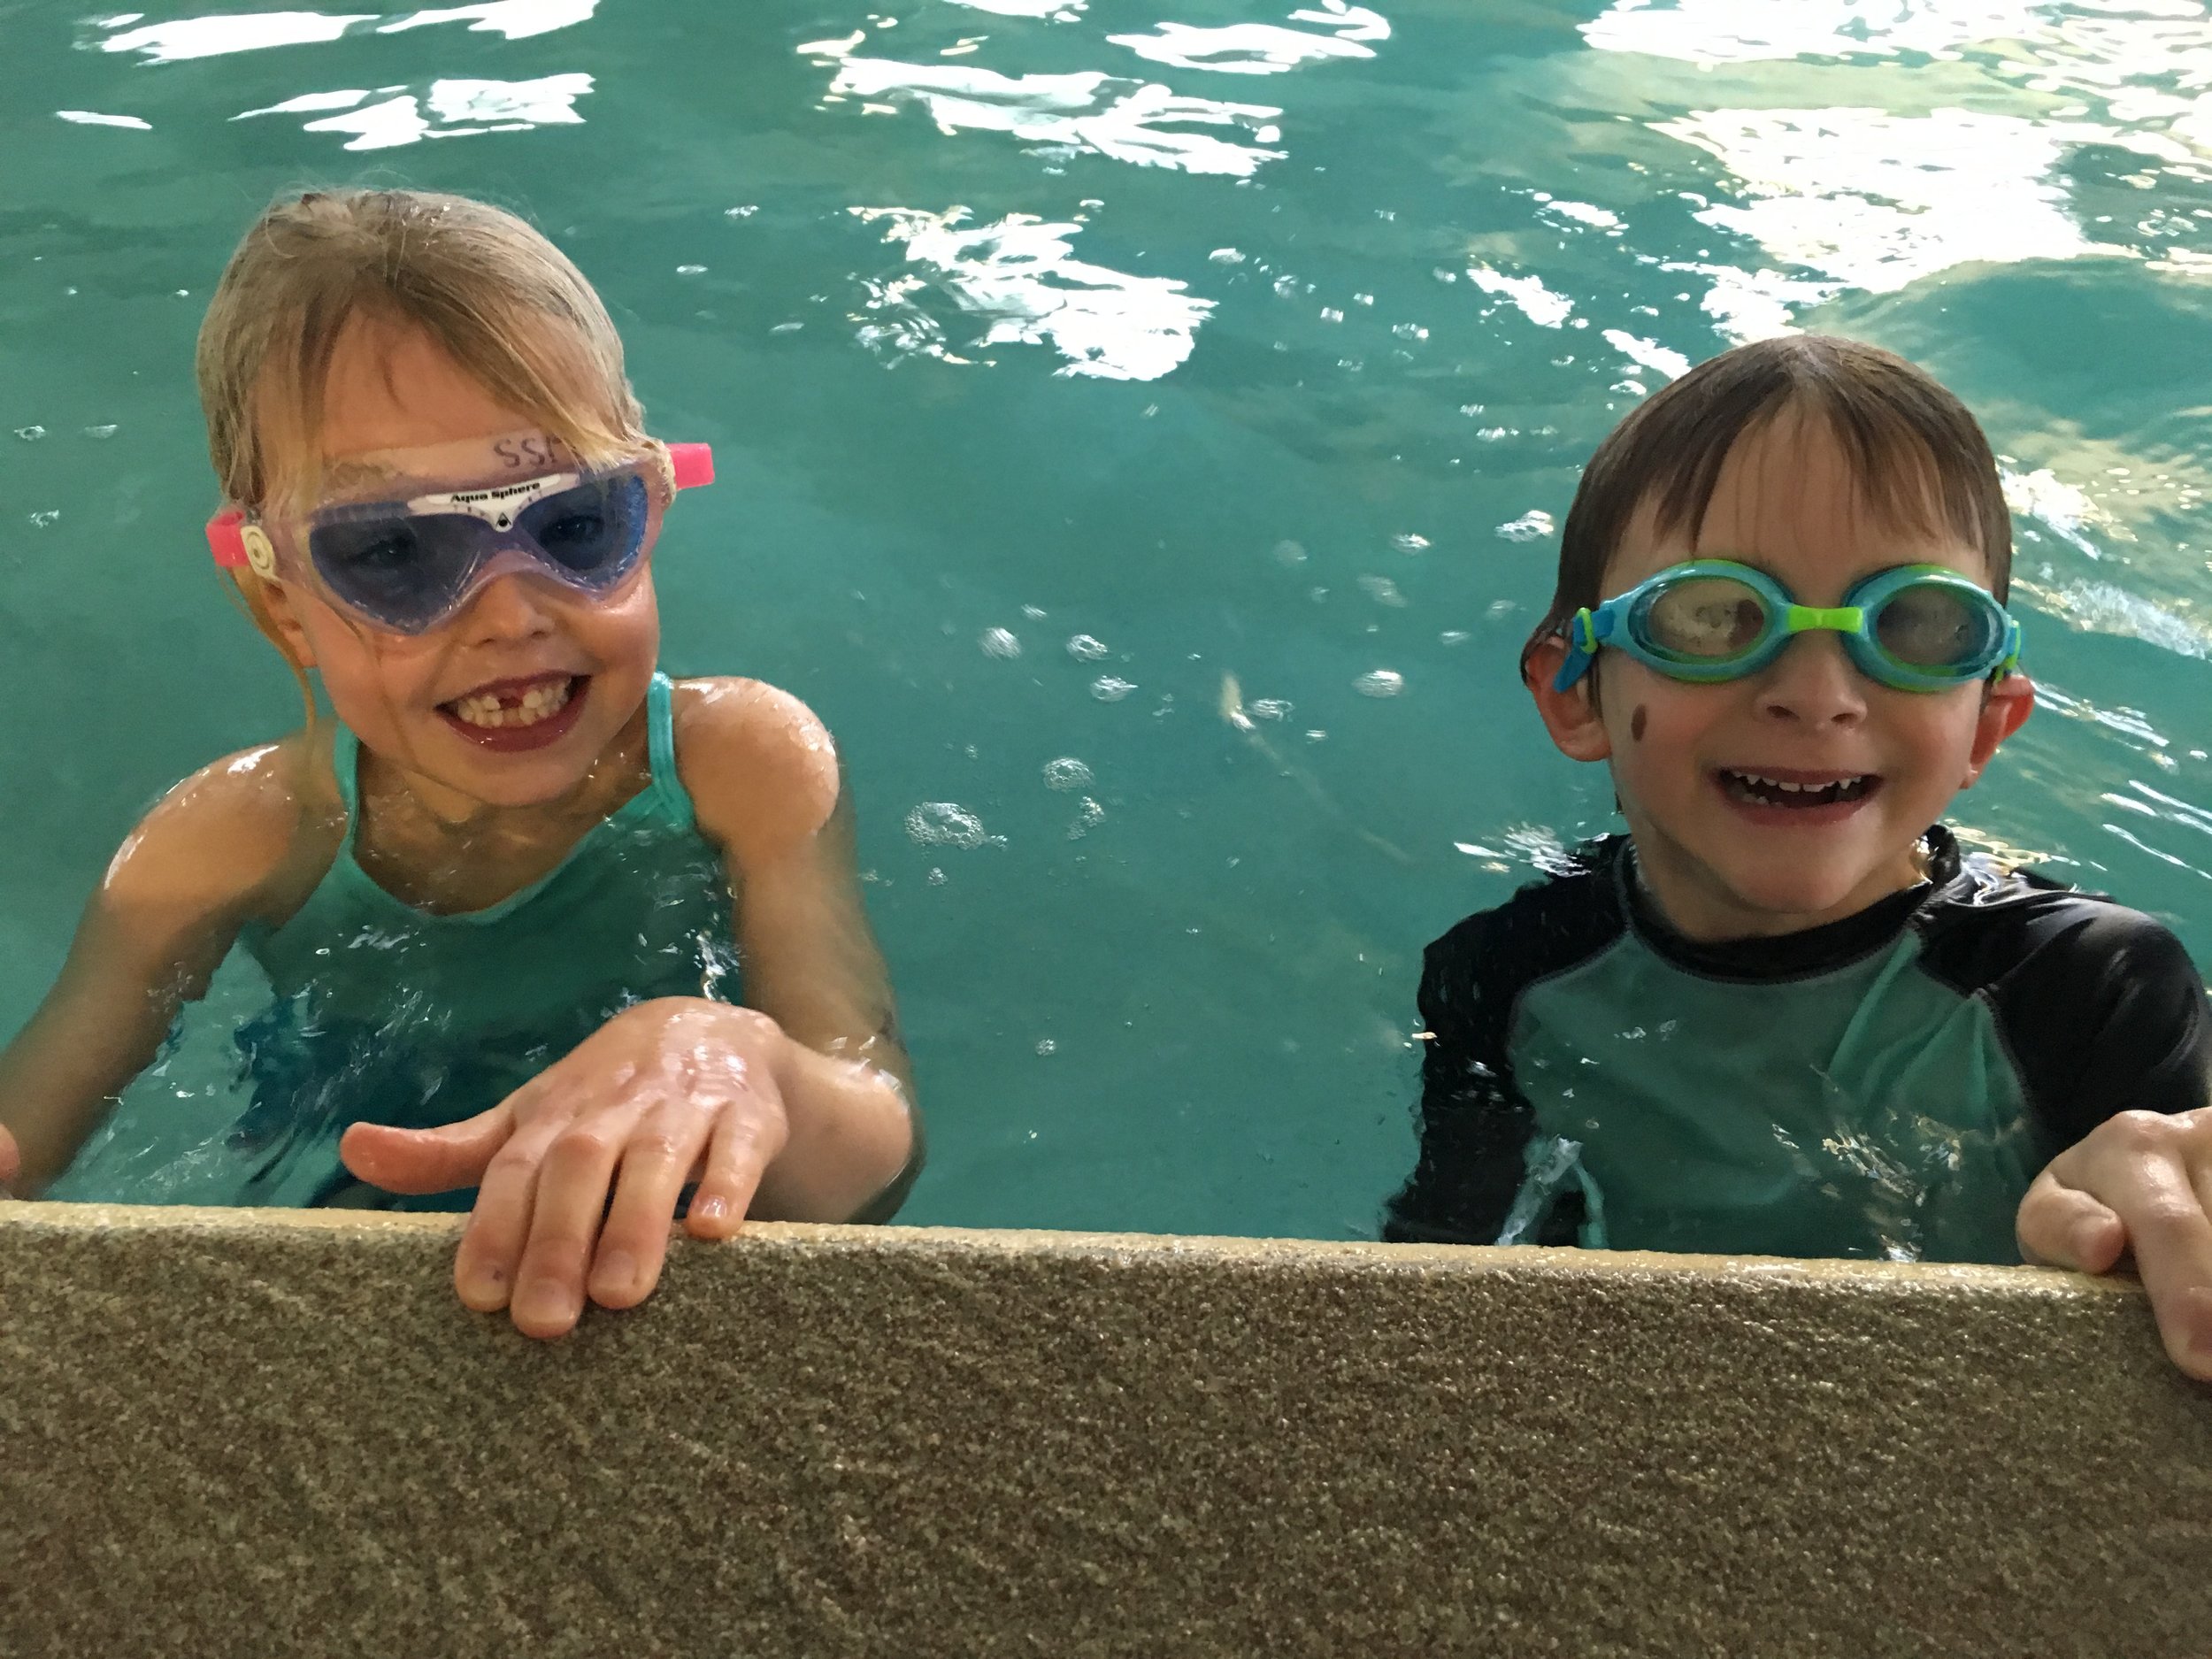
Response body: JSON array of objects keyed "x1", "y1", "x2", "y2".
[{"x1": 5, "y1": 0, "x2": 2212, "y2": 1238}]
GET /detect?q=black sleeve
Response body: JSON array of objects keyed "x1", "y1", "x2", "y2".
[
  {"x1": 1921, "y1": 890, "x2": 2212, "y2": 1154},
  {"x1": 1383, "y1": 853, "x2": 1625, "y2": 1247}
]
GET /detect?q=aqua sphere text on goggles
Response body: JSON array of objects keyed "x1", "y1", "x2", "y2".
[
  {"x1": 206, "y1": 442, "x2": 714, "y2": 634},
  {"x1": 1551, "y1": 560, "x2": 2023, "y2": 695}
]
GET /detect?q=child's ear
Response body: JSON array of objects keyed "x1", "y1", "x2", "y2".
[
  {"x1": 1524, "y1": 634, "x2": 1614, "y2": 763},
  {"x1": 1962, "y1": 671, "x2": 2034, "y2": 785},
  {"x1": 254, "y1": 577, "x2": 320, "y2": 671}
]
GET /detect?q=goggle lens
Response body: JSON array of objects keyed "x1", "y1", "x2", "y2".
[
  {"x1": 513, "y1": 472, "x2": 649, "y2": 578},
  {"x1": 303, "y1": 466, "x2": 655, "y2": 633},
  {"x1": 1639, "y1": 577, "x2": 1770, "y2": 662},
  {"x1": 1870, "y1": 581, "x2": 2001, "y2": 669}
]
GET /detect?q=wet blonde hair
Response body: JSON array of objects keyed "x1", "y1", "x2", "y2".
[{"x1": 196, "y1": 188, "x2": 649, "y2": 710}]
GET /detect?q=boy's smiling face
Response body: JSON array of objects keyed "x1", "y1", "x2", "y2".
[{"x1": 1528, "y1": 406, "x2": 2033, "y2": 941}]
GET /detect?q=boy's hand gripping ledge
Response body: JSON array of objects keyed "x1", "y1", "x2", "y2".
[{"x1": 2018, "y1": 1105, "x2": 2212, "y2": 1381}]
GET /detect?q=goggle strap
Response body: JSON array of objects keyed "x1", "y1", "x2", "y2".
[
  {"x1": 208, "y1": 507, "x2": 249, "y2": 569},
  {"x1": 669, "y1": 443, "x2": 714, "y2": 490},
  {"x1": 1553, "y1": 608, "x2": 1601, "y2": 692}
]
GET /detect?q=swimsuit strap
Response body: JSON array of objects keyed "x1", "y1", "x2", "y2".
[
  {"x1": 329, "y1": 721, "x2": 363, "y2": 820},
  {"x1": 645, "y1": 671, "x2": 697, "y2": 828}
]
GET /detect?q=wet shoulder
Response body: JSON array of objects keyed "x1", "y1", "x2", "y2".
[
  {"x1": 670, "y1": 676, "x2": 841, "y2": 859},
  {"x1": 107, "y1": 728, "x2": 344, "y2": 928},
  {"x1": 1422, "y1": 840, "x2": 1630, "y2": 1032}
]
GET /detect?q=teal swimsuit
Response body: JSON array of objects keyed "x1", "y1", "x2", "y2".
[{"x1": 221, "y1": 672, "x2": 737, "y2": 1209}]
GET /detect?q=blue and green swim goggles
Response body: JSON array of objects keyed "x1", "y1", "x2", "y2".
[{"x1": 1553, "y1": 560, "x2": 2023, "y2": 694}]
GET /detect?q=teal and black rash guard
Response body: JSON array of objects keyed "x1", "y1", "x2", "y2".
[{"x1": 1385, "y1": 827, "x2": 2212, "y2": 1262}]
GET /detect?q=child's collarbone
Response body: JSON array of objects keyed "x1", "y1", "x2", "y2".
[{"x1": 353, "y1": 773, "x2": 643, "y2": 917}]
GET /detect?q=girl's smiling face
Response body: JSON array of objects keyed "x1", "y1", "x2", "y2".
[
  {"x1": 258, "y1": 315, "x2": 660, "y2": 815},
  {"x1": 1528, "y1": 408, "x2": 2033, "y2": 941}
]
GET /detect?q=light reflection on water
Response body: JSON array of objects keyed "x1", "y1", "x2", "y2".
[{"x1": 9, "y1": 0, "x2": 2212, "y2": 1237}]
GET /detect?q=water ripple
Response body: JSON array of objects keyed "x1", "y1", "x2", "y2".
[
  {"x1": 850, "y1": 206, "x2": 1211, "y2": 380},
  {"x1": 818, "y1": 54, "x2": 1285, "y2": 177},
  {"x1": 237, "y1": 73, "x2": 591, "y2": 149}
]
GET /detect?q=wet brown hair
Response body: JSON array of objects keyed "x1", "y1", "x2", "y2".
[
  {"x1": 1520, "y1": 334, "x2": 2011, "y2": 685},
  {"x1": 196, "y1": 188, "x2": 649, "y2": 712}
]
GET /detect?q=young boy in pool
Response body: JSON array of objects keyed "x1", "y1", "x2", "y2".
[
  {"x1": 0, "y1": 189, "x2": 918, "y2": 1339},
  {"x1": 1388, "y1": 334, "x2": 2212, "y2": 1380}
]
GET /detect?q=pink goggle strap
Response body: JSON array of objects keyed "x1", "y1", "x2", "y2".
[
  {"x1": 208, "y1": 507, "x2": 249, "y2": 569},
  {"x1": 668, "y1": 442, "x2": 714, "y2": 490}
]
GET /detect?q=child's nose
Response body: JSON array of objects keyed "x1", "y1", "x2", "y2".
[
  {"x1": 1757, "y1": 630, "x2": 1867, "y2": 726},
  {"x1": 457, "y1": 568, "x2": 560, "y2": 641}
]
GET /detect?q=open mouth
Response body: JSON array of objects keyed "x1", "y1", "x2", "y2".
[
  {"x1": 1717, "y1": 769, "x2": 1880, "y2": 810},
  {"x1": 438, "y1": 672, "x2": 589, "y2": 751}
]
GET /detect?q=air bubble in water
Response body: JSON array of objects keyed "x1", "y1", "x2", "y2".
[
  {"x1": 979, "y1": 626, "x2": 1022, "y2": 658},
  {"x1": 1043, "y1": 757, "x2": 1093, "y2": 791},
  {"x1": 83, "y1": 424, "x2": 117, "y2": 439},
  {"x1": 1355, "y1": 670, "x2": 1404, "y2": 698},
  {"x1": 1249, "y1": 698, "x2": 1293, "y2": 721},
  {"x1": 15, "y1": 426, "x2": 45, "y2": 442},
  {"x1": 1496, "y1": 511, "x2": 1555, "y2": 541},
  {"x1": 1036, "y1": 1038, "x2": 1057, "y2": 1055},
  {"x1": 1066, "y1": 634, "x2": 1109, "y2": 662},
  {"x1": 927, "y1": 866, "x2": 947, "y2": 886},
  {"x1": 1067, "y1": 796, "x2": 1106, "y2": 841},
  {"x1": 1391, "y1": 532, "x2": 1429, "y2": 553},
  {"x1": 27, "y1": 510, "x2": 59, "y2": 528},
  {"x1": 1090, "y1": 676, "x2": 1137, "y2": 702},
  {"x1": 1271, "y1": 539, "x2": 1307, "y2": 565},
  {"x1": 1357, "y1": 574, "x2": 1407, "y2": 607},
  {"x1": 905, "y1": 803, "x2": 988, "y2": 849}
]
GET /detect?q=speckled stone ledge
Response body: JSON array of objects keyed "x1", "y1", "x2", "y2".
[{"x1": 2, "y1": 1202, "x2": 2208, "y2": 1659}]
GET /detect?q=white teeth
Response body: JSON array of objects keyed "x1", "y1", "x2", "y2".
[
  {"x1": 449, "y1": 678, "x2": 573, "y2": 729},
  {"x1": 1724, "y1": 770, "x2": 1872, "y2": 804}
]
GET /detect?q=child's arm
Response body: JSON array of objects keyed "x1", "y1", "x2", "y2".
[
  {"x1": 0, "y1": 744, "x2": 323, "y2": 1193},
  {"x1": 1386, "y1": 925, "x2": 1538, "y2": 1245},
  {"x1": 2005, "y1": 911, "x2": 2212, "y2": 1379},
  {"x1": 338, "y1": 680, "x2": 917, "y2": 1339}
]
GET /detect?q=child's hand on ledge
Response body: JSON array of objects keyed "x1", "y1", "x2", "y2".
[
  {"x1": 0, "y1": 1122, "x2": 17, "y2": 1196},
  {"x1": 2017, "y1": 1105, "x2": 2212, "y2": 1381},
  {"x1": 338, "y1": 998, "x2": 847, "y2": 1340}
]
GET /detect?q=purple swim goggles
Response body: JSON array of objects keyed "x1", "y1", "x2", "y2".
[{"x1": 209, "y1": 433, "x2": 713, "y2": 635}]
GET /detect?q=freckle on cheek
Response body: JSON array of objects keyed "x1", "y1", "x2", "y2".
[{"x1": 1631, "y1": 705, "x2": 1647, "y2": 742}]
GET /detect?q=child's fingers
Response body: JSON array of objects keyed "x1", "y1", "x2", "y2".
[
  {"x1": 685, "y1": 1096, "x2": 780, "y2": 1241},
  {"x1": 0, "y1": 1124, "x2": 19, "y2": 1192},
  {"x1": 2016, "y1": 1170, "x2": 2126, "y2": 1273},
  {"x1": 2108, "y1": 1157, "x2": 2212, "y2": 1381},
  {"x1": 506, "y1": 1109, "x2": 634, "y2": 1339},
  {"x1": 452, "y1": 1107, "x2": 571, "y2": 1315},
  {"x1": 339, "y1": 1103, "x2": 514, "y2": 1194},
  {"x1": 2032, "y1": 1108, "x2": 2212, "y2": 1379},
  {"x1": 588, "y1": 1105, "x2": 710, "y2": 1310}
]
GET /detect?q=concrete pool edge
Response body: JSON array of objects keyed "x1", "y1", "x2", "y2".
[{"x1": 4, "y1": 1202, "x2": 2208, "y2": 1657}]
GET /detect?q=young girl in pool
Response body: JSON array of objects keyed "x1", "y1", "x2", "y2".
[{"x1": 0, "y1": 188, "x2": 918, "y2": 1339}]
